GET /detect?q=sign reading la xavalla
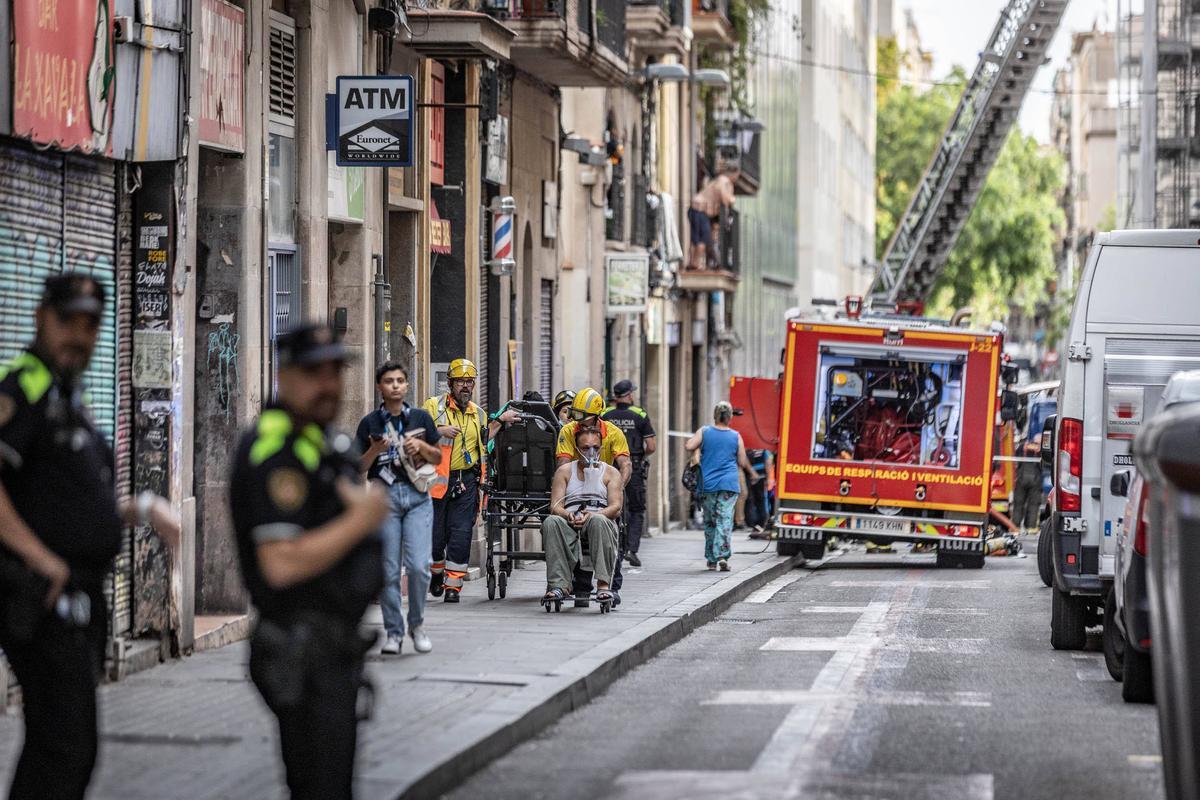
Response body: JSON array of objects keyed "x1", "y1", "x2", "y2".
[{"x1": 13, "y1": 0, "x2": 116, "y2": 155}]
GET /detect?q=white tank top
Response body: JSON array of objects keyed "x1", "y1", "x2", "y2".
[{"x1": 565, "y1": 463, "x2": 609, "y2": 511}]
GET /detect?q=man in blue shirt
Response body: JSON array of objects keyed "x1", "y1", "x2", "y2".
[{"x1": 356, "y1": 362, "x2": 440, "y2": 655}]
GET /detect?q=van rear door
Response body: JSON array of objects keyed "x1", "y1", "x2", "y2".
[{"x1": 1099, "y1": 339, "x2": 1200, "y2": 575}]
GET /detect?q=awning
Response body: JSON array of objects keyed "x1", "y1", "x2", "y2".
[{"x1": 402, "y1": 9, "x2": 515, "y2": 61}]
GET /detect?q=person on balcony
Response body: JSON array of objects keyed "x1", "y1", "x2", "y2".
[{"x1": 688, "y1": 167, "x2": 739, "y2": 270}]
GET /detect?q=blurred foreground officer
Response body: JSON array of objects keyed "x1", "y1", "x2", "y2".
[
  {"x1": 0, "y1": 273, "x2": 178, "y2": 800},
  {"x1": 231, "y1": 324, "x2": 388, "y2": 799}
]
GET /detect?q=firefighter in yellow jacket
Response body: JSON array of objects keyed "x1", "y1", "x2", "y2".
[{"x1": 423, "y1": 359, "x2": 515, "y2": 602}]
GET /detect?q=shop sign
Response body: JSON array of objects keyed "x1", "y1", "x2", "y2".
[
  {"x1": 198, "y1": 0, "x2": 245, "y2": 153},
  {"x1": 335, "y1": 75, "x2": 414, "y2": 167},
  {"x1": 327, "y1": 158, "x2": 365, "y2": 222},
  {"x1": 485, "y1": 116, "x2": 509, "y2": 185},
  {"x1": 606, "y1": 253, "x2": 650, "y2": 315},
  {"x1": 430, "y1": 201, "x2": 452, "y2": 254},
  {"x1": 13, "y1": 0, "x2": 115, "y2": 154}
]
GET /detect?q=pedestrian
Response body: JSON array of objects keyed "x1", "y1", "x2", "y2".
[
  {"x1": 684, "y1": 401, "x2": 756, "y2": 571},
  {"x1": 602, "y1": 380, "x2": 656, "y2": 567},
  {"x1": 745, "y1": 448, "x2": 770, "y2": 534},
  {"x1": 230, "y1": 323, "x2": 389, "y2": 799},
  {"x1": 423, "y1": 358, "x2": 516, "y2": 602},
  {"x1": 1012, "y1": 434, "x2": 1044, "y2": 533},
  {"x1": 356, "y1": 362, "x2": 440, "y2": 656},
  {"x1": 0, "y1": 273, "x2": 179, "y2": 800}
]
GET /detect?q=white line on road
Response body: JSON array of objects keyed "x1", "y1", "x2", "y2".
[
  {"x1": 760, "y1": 636, "x2": 987, "y2": 655},
  {"x1": 745, "y1": 574, "x2": 802, "y2": 604},
  {"x1": 1128, "y1": 755, "x2": 1163, "y2": 767},
  {"x1": 800, "y1": 605, "x2": 871, "y2": 614},
  {"x1": 829, "y1": 580, "x2": 991, "y2": 589},
  {"x1": 702, "y1": 689, "x2": 992, "y2": 707},
  {"x1": 798, "y1": 606, "x2": 986, "y2": 616}
]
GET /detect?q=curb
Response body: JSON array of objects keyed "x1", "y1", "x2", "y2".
[{"x1": 395, "y1": 551, "x2": 803, "y2": 799}]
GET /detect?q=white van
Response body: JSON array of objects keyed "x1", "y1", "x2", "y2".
[{"x1": 1048, "y1": 230, "x2": 1200, "y2": 650}]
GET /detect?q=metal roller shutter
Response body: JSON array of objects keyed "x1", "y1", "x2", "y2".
[
  {"x1": 0, "y1": 143, "x2": 117, "y2": 439},
  {"x1": 539, "y1": 279, "x2": 553, "y2": 400},
  {"x1": 64, "y1": 155, "x2": 119, "y2": 439}
]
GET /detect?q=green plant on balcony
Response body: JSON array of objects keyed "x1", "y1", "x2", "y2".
[{"x1": 697, "y1": 0, "x2": 768, "y2": 115}]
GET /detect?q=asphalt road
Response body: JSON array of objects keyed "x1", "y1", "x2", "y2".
[{"x1": 448, "y1": 537, "x2": 1164, "y2": 800}]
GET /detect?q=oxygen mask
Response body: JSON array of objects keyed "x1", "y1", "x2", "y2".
[{"x1": 580, "y1": 446, "x2": 602, "y2": 468}]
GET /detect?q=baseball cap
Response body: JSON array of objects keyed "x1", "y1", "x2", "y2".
[
  {"x1": 276, "y1": 323, "x2": 348, "y2": 369},
  {"x1": 41, "y1": 273, "x2": 105, "y2": 318},
  {"x1": 612, "y1": 379, "x2": 636, "y2": 397}
]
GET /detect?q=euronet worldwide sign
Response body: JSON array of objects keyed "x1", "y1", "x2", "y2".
[{"x1": 335, "y1": 75, "x2": 414, "y2": 167}]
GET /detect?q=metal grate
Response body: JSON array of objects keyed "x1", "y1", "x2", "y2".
[
  {"x1": 269, "y1": 246, "x2": 301, "y2": 394},
  {"x1": 269, "y1": 14, "x2": 297, "y2": 128},
  {"x1": 539, "y1": 280, "x2": 553, "y2": 401},
  {"x1": 606, "y1": 160, "x2": 625, "y2": 242}
]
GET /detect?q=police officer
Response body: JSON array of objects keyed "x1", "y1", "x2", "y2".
[
  {"x1": 0, "y1": 273, "x2": 178, "y2": 800},
  {"x1": 230, "y1": 323, "x2": 389, "y2": 799},
  {"x1": 603, "y1": 380, "x2": 656, "y2": 567},
  {"x1": 423, "y1": 358, "x2": 516, "y2": 602}
]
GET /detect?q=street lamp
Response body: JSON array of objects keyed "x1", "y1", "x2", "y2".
[
  {"x1": 640, "y1": 63, "x2": 691, "y2": 82},
  {"x1": 691, "y1": 68, "x2": 731, "y2": 88}
]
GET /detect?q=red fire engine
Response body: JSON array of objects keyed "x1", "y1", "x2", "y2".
[{"x1": 731, "y1": 302, "x2": 1013, "y2": 568}]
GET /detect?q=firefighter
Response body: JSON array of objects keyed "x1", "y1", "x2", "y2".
[
  {"x1": 0, "y1": 274, "x2": 179, "y2": 800},
  {"x1": 552, "y1": 389, "x2": 576, "y2": 425},
  {"x1": 602, "y1": 380, "x2": 656, "y2": 567},
  {"x1": 423, "y1": 358, "x2": 516, "y2": 602},
  {"x1": 230, "y1": 323, "x2": 388, "y2": 798}
]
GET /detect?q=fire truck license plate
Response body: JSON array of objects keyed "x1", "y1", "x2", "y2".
[{"x1": 853, "y1": 517, "x2": 909, "y2": 534}]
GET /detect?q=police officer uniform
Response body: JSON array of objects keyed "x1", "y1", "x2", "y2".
[
  {"x1": 0, "y1": 275, "x2": 121, "y2": 799},
  {"x1": 603, "y1": 381, "x2": 656, "y2": 563},
  {"x1": 230, "y1": 327, "x2": 382, "y2": 799}
]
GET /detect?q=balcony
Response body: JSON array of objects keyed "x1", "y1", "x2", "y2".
[
  {"x1": 502, "y1": 0, "x2": 628, "y2": 87},
  {"x1": 713, "y1": 118, "x2": 762, "y2": 196},
  {"x1": 678, "y1": 204, "x2": 739, "y2": 294},
  {"x1": 626, "y1": 0, "x2": 687, "y2": 57},
  {"x1": 692, "y1": 0, "x2": 735, "y2": 48}
]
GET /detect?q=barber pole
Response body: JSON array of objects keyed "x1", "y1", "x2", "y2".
[
  {"x1": 488, "y1": 196, "x2": 517, "y2": 276},
  {"x1": 493, "y1": 211, "x2": 512, "y2": 260}
]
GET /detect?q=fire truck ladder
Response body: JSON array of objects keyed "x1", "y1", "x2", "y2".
[{"x1": 870, "y1": 0, "x2": 1069, "y2": 306}]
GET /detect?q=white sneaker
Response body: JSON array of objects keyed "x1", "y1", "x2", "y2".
[
  {"x1": 411, "y1": 626, "x2": 433, "y2": 654},
  {"x1": 381, "y1": 634, "x2": 402, "y2": 655}
]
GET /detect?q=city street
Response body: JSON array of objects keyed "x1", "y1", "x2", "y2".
[{"x1": 452, "y1": 538, "x2": 1164, "y2": 800}]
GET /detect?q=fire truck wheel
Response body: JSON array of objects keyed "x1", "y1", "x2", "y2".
[
  {"x1": 799, "y1": 542, "x2": 826, "y2": 562},
  {"x1": 1050, "y1": 587, "x2": 1088, "y2": 650},
  {"x1": 1037, "y1": 519, "x2": 1054, "y2": 588},
  {"x1": 776, "y1": 540, "x2": 801, "y2": 557}
]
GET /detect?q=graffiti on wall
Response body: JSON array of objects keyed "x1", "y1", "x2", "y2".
[{"x1": 206, "y1": 322, "x2": 239, "y2": 419}]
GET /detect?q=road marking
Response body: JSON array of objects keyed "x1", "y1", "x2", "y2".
[
  {"x1": 829, "y1": 580, "x2": 991, "y2": 589},
  {"x1": 702, "y1": 689, "x2": 992, "y2": 707},
  {"x1": 745, "y1": 574, "x2": 802, "y2": 604},
  {"x1": 1070, "y1": 653, "x2": 1110, "y2": 682},
  {"x1": 609, "y1": 770, "x2": 993, "y2": 800},
  {"x1": 801, "y1": 605, "x2": 870, "y2": 614},
  {"x1": 1129, "y1": 755, "x2": 1163, "y2": 767},
  {"x1": 761, "y1": 636, "x2": 986, "y2": 655}
]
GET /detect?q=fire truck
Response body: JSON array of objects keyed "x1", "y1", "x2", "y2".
[{"x1": 731, "y1": 301, "x2": 1018, "y2": 568}]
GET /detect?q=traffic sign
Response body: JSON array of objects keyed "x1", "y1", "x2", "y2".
[{"x1": 335, "y1": 75, "x2": 414, "y2": 167}]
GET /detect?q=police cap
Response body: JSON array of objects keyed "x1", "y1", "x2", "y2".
[
  {"x1": 41, "y1": 272, "x2": 105, "y2": 318},
  {"x1": 276, "y1": 323, "x2": 348, "y2": 369}
]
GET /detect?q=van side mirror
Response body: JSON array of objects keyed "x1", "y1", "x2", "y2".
[
  {"x1": 1110, "y1": 471, "x2": 1131, "y2": 497},
  {"x1": 1040, "y1": 415, "x2": 1057, "y2": 469},
  {"x1": 999, "y1": 390, "x2": 1020, "y2": 422}
]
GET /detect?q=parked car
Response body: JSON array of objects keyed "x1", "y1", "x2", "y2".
[
  {"x1": 1104, "y1": 371, "x2": 1200, "y2": 702},
  {"x1": 1047, "y1": 230, "x2": 1200, "y2": 651},
  {"x1": 1135, "y1": 393, "x2": 1200, "y2": 800}
]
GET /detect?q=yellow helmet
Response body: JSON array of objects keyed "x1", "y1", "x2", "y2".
[
  {"x1": 571, "y1": 387, "x2": 605, "y2": 419},
  {"x1": 447, "y1": 358, "x2": 478, "y2": 380}
]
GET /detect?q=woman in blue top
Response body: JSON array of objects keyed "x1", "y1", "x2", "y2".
[{"x1": 685, "y1": 401, "x2": 755, "y2": 570}]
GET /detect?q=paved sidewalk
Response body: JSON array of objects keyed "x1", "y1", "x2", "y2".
[{"x1": 0, "y1": 530, "x2": 797, "y2": 800}]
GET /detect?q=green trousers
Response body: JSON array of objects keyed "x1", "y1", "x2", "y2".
[{"x1": 543, "y1": 515, "x2": 618, "y2": 592}]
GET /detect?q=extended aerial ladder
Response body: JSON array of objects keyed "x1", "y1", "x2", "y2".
[{"x1": 870, "y1": 0, "x2": 1069, "y2": 307}]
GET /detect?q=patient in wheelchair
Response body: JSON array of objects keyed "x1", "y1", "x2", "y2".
[{"x1": 542, "y1": 427, "x2": 623, "y2": 606}]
